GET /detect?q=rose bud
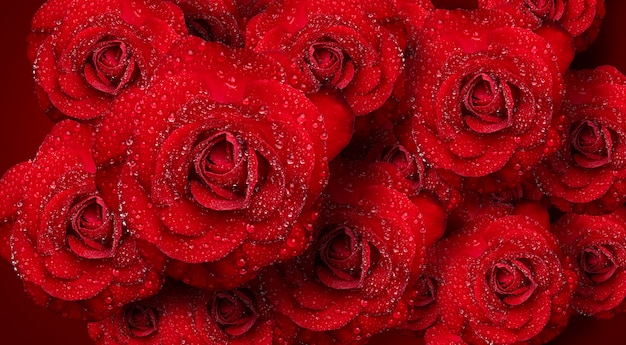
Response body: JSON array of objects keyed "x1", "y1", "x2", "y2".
[
  {"x1": 399, "y1": 9, "x2": 567, "y2": 193},
  {"x1": 245, "y1": 0, "x2": 411, "y2": 115},
  {"x1": 94, "y1": 37, "x2": 329, "y2": 290},
  {"x1": 27, "y1": 0, "x2": 187, "y2": 121},
  {"x1": 552, "y1": 208, "x2": 626, "y2": 318},
  {"x1": 8, "y1": 121, "x2": 164, "y2": 320},
  {"x1": 429, "y1": 203, "x2": 577, "y2": 344},
  {"x1": 478, "y1": 0, "x2": 605, "y2": 51},
  {"x1": 535, "y1": 66, "x2": 626, "y2": 215}
]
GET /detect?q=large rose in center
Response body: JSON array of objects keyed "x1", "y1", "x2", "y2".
[{"x1": 96, "y1": 38, "x2": 329, "y2": 289}]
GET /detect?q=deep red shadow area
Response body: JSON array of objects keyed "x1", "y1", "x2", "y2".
[{"x1": 0, "y1": 1, "x2": 625, "y2": 345}]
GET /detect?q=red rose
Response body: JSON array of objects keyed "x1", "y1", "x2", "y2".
[
  {"x1": 0, "y1": 162, "x2": 31, "y2": 261},
  {"x1": 400, "y1": 9, "x2": 568, "y2": 192},
  {"x1": 429, "y1": 203, "x2": 576, "y2": 344},
  {"x1": 478, "y1": 0, "x2": 605, "y2": 51},
  {"x1": 245, "y1": 0, "x2": 407, "y2": 115},
  {"x1": 552, "y1": 209, "x2": 626, "y2": 318},
  {"x1": 184, "y1": 285, "x2": 292, "y2": 344},
  {"x1": 88, "y1": 283, "x2": 202, "y2": 345},
  {"x1": 95, "y1": 37, "x2": 329, "y2": 289},
  {"x1": 89, "y1": 281, "x2": 294, "y2": 345},
  {"x1": 260, "y1": 161, "x2": 445, "y2": 342},
  {"x1": 172, "y1": 0, "x2": 245, "y2": 47},
  {"x1": 534, "y1": 66, "x2": 626, "y2": 215},
  {"x1": 28, "y1": 0, "x2": 187, "y2": 120},
  {"x1": 8, "y1": 121, "x2": 164, "y2": 320},
  {"x1": 347, "y1": 113, "x2": 463, "y2": 210}
]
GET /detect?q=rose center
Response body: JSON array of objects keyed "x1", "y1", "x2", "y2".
[
  {"x1": 570, "y1": 120, "x2": 613, "y2": 169},
  {"x1": 579, "y1": 245, "x2": 617, "y2": 283},
  {"x1": 525, "y1": 0, "x2": 564, "y2": 20},
  {"x1": 211, "y1": 290, "x2": 259, "y2": 337},
  {"x1": 67, "y1": 195, "x2": 117, "y2": 259},
  {"x1": 489, "y1": 259, "x2": 537, "y2": 306},
  {"x1": 189, "y1": 131, "x2": 267, "y2": 211},
  {"x1": 84, "y1": 39, "x2": 138, "y2": 95},
  {"x1": 316, "y1": 226, "x2": 377, "y2": 290},
  {"x1": 306, "y1": 41, "x2": 355, "y2": 89},
  {"x1": 462, "y1": 73, "x2": 517, "y2": 134},
  {"x1": 185, "y1": 14, "x2": 233, "y2": 45},
  {"x1": 409, "y1": 276, "x2": 436, "y2": 307},
  {"x1": 125, "y1": 304, "x2": 158, "y2": 338}
]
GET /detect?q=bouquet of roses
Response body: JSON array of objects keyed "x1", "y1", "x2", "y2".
[{"x1": 2, "y1": 0, "x2": 624, "y2": 344}]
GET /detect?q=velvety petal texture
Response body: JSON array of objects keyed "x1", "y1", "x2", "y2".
[
  {"x1": 28, "y1": 0, "x2": 187, "y2": 120},
  {"x1": 95, "y1": 37, "x2": 329, "y2": 290},
  {"x1": 430, "y1": 202, "x2": 576, "y2": 345},
  {"x1": 9, "y1": 121, "x2": 164, "y2": 320},
  {"x1": 245, "y1": 0, "x2": 408, "y2": 115},
  {"x1": 400, "y1": 9, "x2": 567, "y2": 193},
  {"x1": 535, "y1": 66, "x2": 626, "y2": 215},
  {"x1": 552, "y1": 208, "x2": 626, "y2": 318}
]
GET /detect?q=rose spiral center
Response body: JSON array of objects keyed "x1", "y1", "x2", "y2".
[
  {"x1": 489, "y1": 259, "x2": 537, "y2": 306},
  {"x1": 525, "y1": 0, "x2": 565, "y2": 20},
  {"x1": 125, "y1": 304, "x2": 158, "y2": 338},
  {"x1": 211, "y1": 290, "x2": 259, "y2": 337},
  {"x1": 462, "y1": 73, "x2": 518, "y2": 134},
  {"x1": 67, "y1": 195, "x2": 117, "y2": 259},
  {"x1": 189, "y1": 131, "x2": 267, "y2": 211},
  {"x1": 84, "y1": 39, "x2": 138, "y2": 95},
  {"x1": 185, "y1": 15, "x2": 233, "y2": 45},
  {"x1": 307, "y1": 41, "x2": 355, "y2": 89},
  {"x1": 579, "y1": 245, "x2": 617, "y2": 283},
  {"x1": 570, "y1": 120, "x2": 613, "y2": 168},
  {"x1": 409, "y1": 276, "x2": 436, "y2": 307},
  {"x1": 316, "y1": 226, "x2": 377, "y2": 290}
]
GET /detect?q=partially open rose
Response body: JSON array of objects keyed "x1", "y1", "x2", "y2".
[
  {"x1": 552, "y1": 209, "x2": 626, "y2": 318},
  {"x1": 479, "y1": 0, "x2": 605, "y2": 51},
  {"x1": 7, "y1": 121, "x2": 164, "y2": 320},
  {"x1": 535, "y1": 66, "x2": 626, "y2": 214},
  {"x1": 245, "y1": 0, "x2": 406, "y2": 115},
  {"x1": 260, "y1": 160, "x2": 446, "y2": 342},
  {"x1": 429, "y1": 203, "x2": 576, "y2": 344},
  {"x1": 400, "y1": 9, "x2": 568, "y2": 193},
  {"x1": 28, "y1": 0, "x2": 187, "y2": 120},
  {"x1": 95, "y1": 38, "x2": 329, "y2": 290}
]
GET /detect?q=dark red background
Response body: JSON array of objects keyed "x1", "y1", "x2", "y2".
[{"x1": 0, "y1": 1, "x2": 625, "y2": 344}]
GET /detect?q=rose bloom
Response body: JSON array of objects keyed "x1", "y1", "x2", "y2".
[
  {"x1": 429, "y1": 202, "x2": 576, "y2": 344},
  {"x1": 535, "y1": 66, "x2": 626, "y2": 215},
  {"x1": 245, "y1": 0, "x2": 408, "y2": 115},
  {"x1": 552, "y1": 209, "x2": 626, "y2": 318},
  {"x1": 349, "y1": 113, "x2": 463, "y2": 210},
  {"x1": 399, "y1": 8, "x2": 569, "y2": 193},
  {"x1": 260, "y1": 160, "x2": 445, "y2": 343},
  {"x1": 94, "y1": 37, "x2": 330, "y2": 289},
  {"x1": 28, "y1": 0, "x2": 187, "y2": 120},
  {"x1": 90, "y1": 281, "x2": 295, "y2": 345},
  {"x1": 5, "y1": 121, "x2": 164, "y2": 320},
  {"x1": 478, "y1": 0, "x2": 605, "y2": 51}
]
